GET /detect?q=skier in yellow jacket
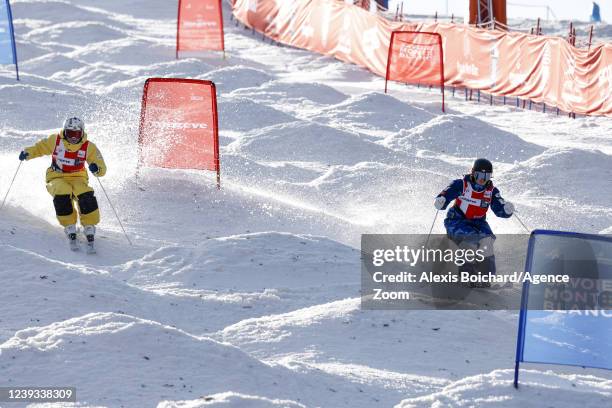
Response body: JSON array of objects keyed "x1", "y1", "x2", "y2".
[{"x1": 19, "y1": 117, "x2": 106, "y2": 252}]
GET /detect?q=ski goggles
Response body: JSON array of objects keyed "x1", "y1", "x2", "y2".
[
  {"x1": 65, "y1": 129, "x2": 83, "y2": 144},
  {"x1": 473, "y1": 171, "x2": 492, "y2": 182}
]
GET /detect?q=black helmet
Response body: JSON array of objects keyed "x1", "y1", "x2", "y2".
[
  {"x1": 472, "y1": 158, "x2": 493, "y2": 173},
  {"x1": 471, "y1": 158, "x2": 493, "y2": 184}
]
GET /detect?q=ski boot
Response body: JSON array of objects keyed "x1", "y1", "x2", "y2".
[
  {"x1": 65, "y1": 224, "x2": 79, "y2": 251},
  {"x1": 83, "y1": 225, "x2": 96, "y2": 254}
]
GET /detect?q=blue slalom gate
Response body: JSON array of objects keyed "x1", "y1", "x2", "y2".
[
  {"x1": 0, "y1": 0, "x2": 18, "y2": 80},
  {"x1": 514, "y1": 230, "x2": 612, "y2": 387}
]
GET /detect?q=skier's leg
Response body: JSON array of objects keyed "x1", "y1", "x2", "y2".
[
  {"x1": 73, "y1": 180, "x2": 100, "y2": 226},
  {"x1": 445, "y1": 219, "x2": 493, "y2": 286},
  {"x1": 474, "y1": 219, "x2": 495, "y2": 238},
  {"x1": 475, "y1": 220, "x2": 496, "y2": 276},
  {"x1": 482, "y1": 255, "x2": 496, "y2": 274},
  {"x1": 72, "y1": 179, "x2": 99, "y2": 253},
  {"x1": 444, "y1": 218, "x2": 480, "y2": 247},
  {"x1": 46, "y1": 178, "x2": 77, "y2": 226}
]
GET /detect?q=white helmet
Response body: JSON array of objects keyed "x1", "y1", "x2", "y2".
[{"x1": 63, "y1": 117, "x2": 85, "y2": 144}]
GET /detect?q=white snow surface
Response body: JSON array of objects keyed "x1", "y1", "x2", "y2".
[{"x1": 1, "y1": 1, "x2": 611, "y2": 407}]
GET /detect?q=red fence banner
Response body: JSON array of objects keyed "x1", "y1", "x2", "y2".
[
  {"x1": 231, "y1": 0, "x2": 612, "y2": 117},
  {"x1": 385, "y1": 31, "x2": 444, "y2": 111},
  {"x1": 138, "y1": 78, "x2": 220, "y2": 188},
  {"x1": 176, "y1": 0, "x2": 225, "y2": 58}
]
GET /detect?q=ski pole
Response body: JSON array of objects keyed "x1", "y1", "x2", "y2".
[
  {"x1": 94, "y1": 175, "x2": 133, "y2": 246},
  {"x1": 513, "y1": 211, "x2": 531, "y2": 233},
  {"x1": 0, "y1": 161, "x2": 22, "y2": 213},
  {"x1": 425, "y1": 210, "x2": 439, "y2": 247}
]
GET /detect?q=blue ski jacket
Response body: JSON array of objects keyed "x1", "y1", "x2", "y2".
[{"x1": 436, "y1": 175, "x2": 511, "y2": 244}]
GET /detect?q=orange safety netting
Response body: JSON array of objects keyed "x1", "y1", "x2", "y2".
[{"x1": 233, "y1": 0, "x2": 612, "y2": 116}]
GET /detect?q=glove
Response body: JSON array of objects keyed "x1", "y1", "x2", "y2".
[
  {"x1": 504, "y1": 201, "x2": 515, "y2": 215},
  {"x1": 434, "y1": 196, "x2": 446, "y2": 210},
  {"x1": 89, "y1": 163, "x2": 100, "y2": 175},
  {"x1": 19, "y1": 151, "x2": 28, "y2": 161}
]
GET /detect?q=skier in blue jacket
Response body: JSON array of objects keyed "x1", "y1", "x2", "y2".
[{"x1": 434, "y1": 159, "x2": 515, "y2": 283}]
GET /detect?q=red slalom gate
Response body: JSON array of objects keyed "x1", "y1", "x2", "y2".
[
  {"x1": 138, "y1": 78, "x2": 221, "y2": 188},
  {"x1": 176, "y1": 0, "x2": 225, "y2": 58},
  {"x1": 385, "y1": 31, "x2": 445, "y2": 112}
]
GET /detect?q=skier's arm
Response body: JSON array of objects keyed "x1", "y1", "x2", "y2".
[
  {"x1": 436, "y1": 179, "x2": 463, "y2": 210},
  {"x1": 491, "y1": 187, "x2": 512, "y2": 218},
  {"x1": 86, "y1": 142, "x2": 107, "y2": 177},
  {"x1": 24, "y1": 135, "x2": 57, "y2": 159}
]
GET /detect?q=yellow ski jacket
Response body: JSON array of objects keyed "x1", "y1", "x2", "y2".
[{"x1": 25, "y1": 131, "x2": 107, "y2": 182}]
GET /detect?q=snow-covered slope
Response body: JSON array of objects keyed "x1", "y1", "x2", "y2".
[{"x1": 1, "y1": 1, "x2": 611, "y2": 407}]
